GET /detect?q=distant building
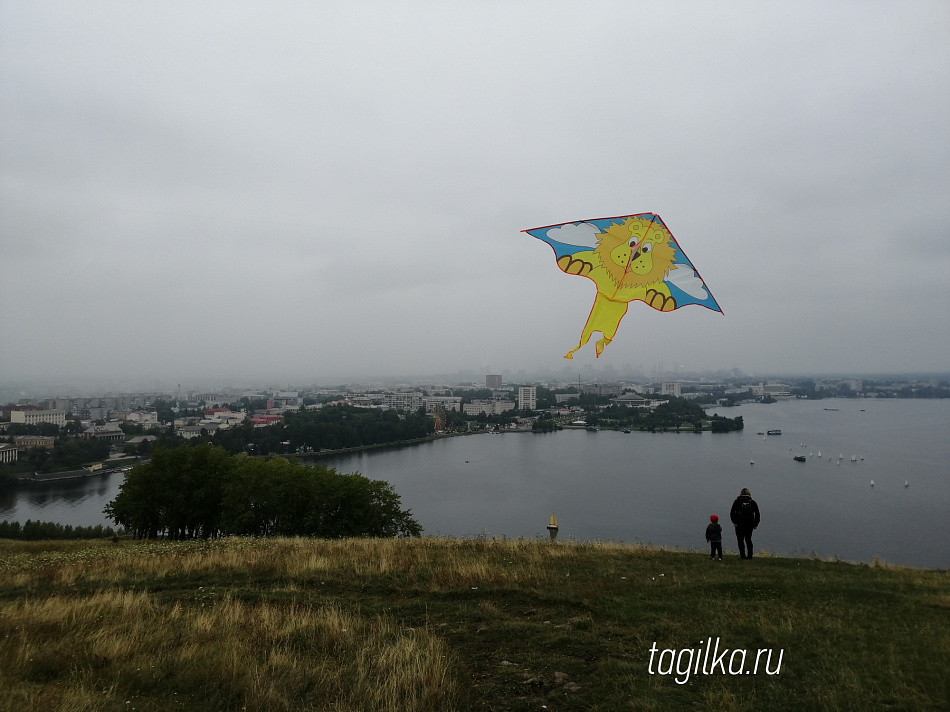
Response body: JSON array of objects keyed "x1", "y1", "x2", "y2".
[
  {"x1": 660, "y1": 382, "x2": 682, "y2": 397},
  {"x1": 270, "y1": 391, "x2": 299, "y2": 408},
  {"x1": 751, "y1": 381, "x2": 791, "y2": 398},
  {"x1": 845, "y1": 379, "x2": 863, "y2": 393},
  {"x1": 111, "y1": 411, "x2": 160, "y2": 428},
  {"x1": 1, "y1": 405, "x2": 39, "y2": 420},
  {"x1": 579, "y1": 383, "x2": 622, "y2": 397},
  {"x1": 214, "y1": 410, "x2": 246, "y2": 426},
  {"x1": 82, "y1": 423, "x2": 125, "y2": 441},
  {"x1": 77, "y1": 406, "x2": 109, "y2": 421},
  {"x1": 10, "y1": 409, "x2": 66, "y2": 427},
  {"x1": 381, "y1": 392, "x2": 423, "y2": 412},
  {"x1": 518, "y1": 386, "x2": 537, "y2": 411},
  {"x1": 15, "y1": 435, "x2": 55, "y2": 451},
  {"x1": 486, "y1": 374, "x2": 503, "y2": 388},
  {"x1": 611, "y1": 394, "x2": 653, "y2": 408},
  {"x1": 347, "y1": 395, "x2": 379, "y2": 408},
  {"x1": 423, "y1": 396, "x2": 462, "y2": 413},
  {"x1": 463, "y1": 400, "x2": 515, "y2": 416},
  {"x1": 0, "y1": 444, "x2": 17, "y2": 464},
  {"x1": 194, "y1": 394, "x2": 231, "y2": 407},
  {"x1": 250, "y1": 415, "x2": 284, "y2": 428}
]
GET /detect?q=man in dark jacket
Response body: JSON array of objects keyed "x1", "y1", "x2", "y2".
[{"x1": 730, "y1": 487, "x2": 760, "y2": 559}]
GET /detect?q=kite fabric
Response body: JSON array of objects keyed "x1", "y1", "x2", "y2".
[{"x1": 523, "y1": 213, "x2": 722, "y2": 359}]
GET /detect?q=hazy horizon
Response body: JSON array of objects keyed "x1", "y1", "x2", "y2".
[
  {"x1": 3, "y1": 3, "x2": 948, "y2": 385},
  {"x1": 4, "y1": 369, "x2": 949, "y2": 405}
]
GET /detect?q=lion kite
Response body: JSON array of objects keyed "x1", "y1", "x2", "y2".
[{"x1": 524, "y1": 213, "x2": 722, "y2": 359}]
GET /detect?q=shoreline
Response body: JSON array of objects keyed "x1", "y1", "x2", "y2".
[{"x1": 291, "y1": 428, "x2": 486, "y2": 459}]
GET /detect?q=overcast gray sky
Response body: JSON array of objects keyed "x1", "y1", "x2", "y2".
[{"x1": 2, "y1": 1, "x2": 948, "y2": 387}]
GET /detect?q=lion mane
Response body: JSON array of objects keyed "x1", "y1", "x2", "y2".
[{"x1": 594, "y1": 217, "x2": 677, "y2": 289}]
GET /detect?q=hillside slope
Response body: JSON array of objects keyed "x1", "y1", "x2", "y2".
[{"x1": 0, "y1": 537, "x2": 947, "y2": 711}]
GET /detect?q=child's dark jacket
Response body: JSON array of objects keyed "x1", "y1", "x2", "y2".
[{"x1": 705, "y1": 522, "x2": 723, "y2": 542}]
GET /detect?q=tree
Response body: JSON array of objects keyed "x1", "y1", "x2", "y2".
[
  {"x1": 27, "y1": 447, "x2": 51, "y2": 471},
  {"x1": 105, "y1": 443, "x2": 229, "y2": 539},
  {"x1": 105, "y1": 443, "x2": 421, "y2": 539}
]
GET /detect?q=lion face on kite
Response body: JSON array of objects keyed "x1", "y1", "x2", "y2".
[{"x1": 596, "y1": 217, "x2": 676, "y2": 288}]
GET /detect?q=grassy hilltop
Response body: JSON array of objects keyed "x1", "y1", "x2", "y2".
[{"x1": 0, "y1": 537, "x2": 947, "y2": 711}]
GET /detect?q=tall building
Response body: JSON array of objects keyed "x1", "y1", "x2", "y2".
[
  {"x1": 486, "y1": 374, "x2": 502, "y2": 388},
  {"x1": 518, "y1": 386, "x2": 537, "y2": 411},
  {"x1": 660, "y1": 382, "x2": 682, "y2": 397}
]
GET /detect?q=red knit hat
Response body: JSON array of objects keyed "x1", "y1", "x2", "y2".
[{"x1": 710, "y1": 514, "x2": 719, "y2": 523}]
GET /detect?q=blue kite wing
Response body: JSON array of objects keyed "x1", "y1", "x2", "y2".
[{"x1": 523, "y1": 222, "x2": 601, "y2": 260}]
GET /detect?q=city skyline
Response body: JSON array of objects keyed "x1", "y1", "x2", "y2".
[{"x1": 3, "y1": 368, "x2": 948, "y2": 406}]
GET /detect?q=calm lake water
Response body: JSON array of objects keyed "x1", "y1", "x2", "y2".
[{"x1": 3, "y1": 399, "x2": 948, "y2": 568}]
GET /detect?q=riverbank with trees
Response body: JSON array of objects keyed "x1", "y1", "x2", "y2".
[
  {"x1": 105, "y1": 443, "x2": 420, "y2": 540},
  {"x1": 585, "y1": 397, "x2": 744, "y2": 433}
]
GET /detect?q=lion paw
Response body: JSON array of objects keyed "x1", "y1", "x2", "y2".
[
  {"x1": 557, "y1": 255, "x2": 593, "y2": 276},
  {"x1": 645, "y1": 289, "x2": 676, "y2": 311}
]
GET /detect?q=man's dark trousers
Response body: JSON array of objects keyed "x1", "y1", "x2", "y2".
[{"x1": 736, "y1": 526, "x2": 754, "y2": 558}]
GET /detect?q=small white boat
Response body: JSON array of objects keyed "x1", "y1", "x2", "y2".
[
  {"x1": 870, "y1": 480, "x2": 874, "y2": 487},
  {"x1": 904, "y1": 480, "x2": 909, "y2": 488},
  {"x1": 850, "y1": 455, "x2": 857, "y2": 462}
]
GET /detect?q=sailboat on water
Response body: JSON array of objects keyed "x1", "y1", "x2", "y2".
[{"x1": 547, "y1": 511, "x2": 559, "y2": 540}]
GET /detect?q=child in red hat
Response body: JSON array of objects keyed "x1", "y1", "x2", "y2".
[{"x1": 706, "y1": 514, "x2": 723, "y2": 560}]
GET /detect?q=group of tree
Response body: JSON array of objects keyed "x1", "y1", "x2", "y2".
[
  {"x1": 0, "y1": 520, "x2": 119, "y2": 540},
  {"x1": 281, "y1": 406, "x2": 433, "y2": 451},
  {"x1": 531, "y1": 412, "x2": 559, "y2": 432},
  {"x1": 104, "y1": 443, "x2": 422, "y2": 540},
  {"x1": 586, "y1": 397, "x2": 743, "y2": 432},
  {"x1": 156, "y1": 405, "x2": 437, "y2": 457},
  {"x1": 709, "y1": 413, "x2": 745, "y2": 432}
]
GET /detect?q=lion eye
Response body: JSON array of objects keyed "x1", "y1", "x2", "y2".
[{"x1": 640, "y1": 242, "x2": 653, "y2": 253}]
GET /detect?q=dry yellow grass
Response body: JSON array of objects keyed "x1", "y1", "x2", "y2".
[{"x1": 0, "y1": 586, "x2": 458, "y2": 712}]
